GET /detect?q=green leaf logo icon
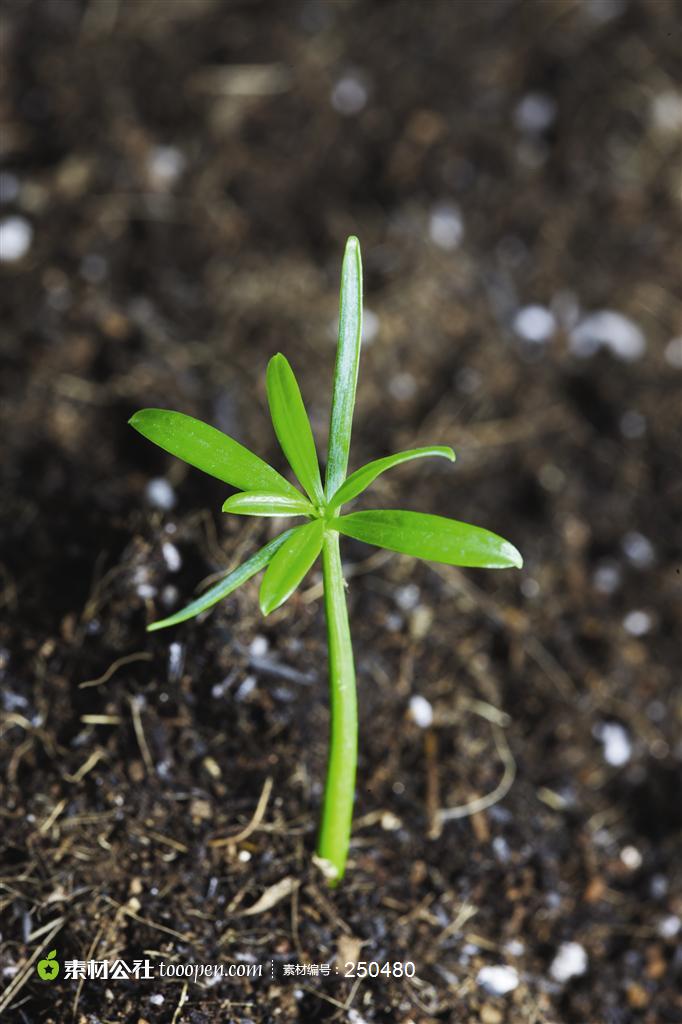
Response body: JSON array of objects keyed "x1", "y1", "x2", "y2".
[{"x1": 36, "y1": 949, "x2": 59, "y2": 981}]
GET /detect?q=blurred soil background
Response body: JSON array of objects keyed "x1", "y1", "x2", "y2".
[{"x1": 1, "y1": 1, "x2": 681, "y2": 1022}]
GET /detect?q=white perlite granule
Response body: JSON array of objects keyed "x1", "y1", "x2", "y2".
[
  {"x1": 476, "y1": 964, "x2": 519, "y2": 995},
  {"x1": 550, "y1": 942, "x2": 588, "y2": 982},
  {"x1": 1, "y1": 216, "x2": 33, "y2": 261},
  {"x1": 409, "y1": 695, "x2": 434, "y2": 729}
]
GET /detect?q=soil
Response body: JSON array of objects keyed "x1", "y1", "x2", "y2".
[{"x1": 1, "y1": 2, "x2": 681, "y2": 1023}]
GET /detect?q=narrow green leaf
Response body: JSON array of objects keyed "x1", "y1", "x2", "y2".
[
  {"x1": 259, "y1": 519, "x2": 324, "y2": 616},
  {"x1": 222, "y1": 491, "x2": 316, "y2": 518},
  {"x1": 147, "y1": 530, "x2": 295, "y2": 631},
  {"x1": 266, "y1": 355, "x2": 324, "y2": 504},
  {"x1": 129, "y1": 409, "x2": 302, "y2": 499},
  {"x1": 328, "y1": 446, "x2": 455, "y2": 510},
  {"x1": 325, "y1": 235, "x2": 363, "y2": 500},
  {"x1": 336, "y1": 510, "x2": 523, "y2": 569}
]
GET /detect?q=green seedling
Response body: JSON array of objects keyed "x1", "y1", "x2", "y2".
[{"x1": 130, "y1": 236, "x2": 522, "y2": 884}]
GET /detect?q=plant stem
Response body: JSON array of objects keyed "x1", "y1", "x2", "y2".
[{"x1": 317, "y1": 529, "x2": 357, "y2": 884}]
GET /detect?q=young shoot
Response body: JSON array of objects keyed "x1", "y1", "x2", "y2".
[{"x1": 129, "y1": 236, "x2": 522, "y2": 885}]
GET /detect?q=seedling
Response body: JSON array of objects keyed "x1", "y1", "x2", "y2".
[{"x1": 130, "y1": 237, "x2": 522, "y2": 884}]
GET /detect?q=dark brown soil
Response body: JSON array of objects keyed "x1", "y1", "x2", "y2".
[{"x1": 1, "y1": 2, "x2": 681, "y2": 1022}]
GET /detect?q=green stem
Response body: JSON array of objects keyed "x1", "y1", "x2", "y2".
[{"x1": 317, "y1": 529, "x2": 357, "y2": 884}]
